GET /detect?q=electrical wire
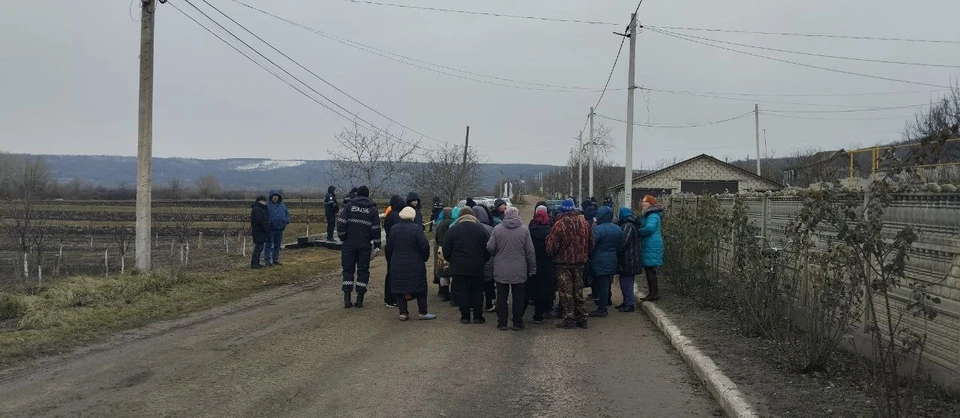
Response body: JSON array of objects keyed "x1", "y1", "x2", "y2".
[
  {"x1": 648, "y1": 25, "x2": 960, "y2": 45},
  {"x1": 593, "y1": 0, "x2": 643, "y2": 113},
  {"x1": 596, "y1": 111, "x2": 753, "y2": 128},
  {"x1": 762, "y1": 112, "x2": 917, "y2": 121},
  {"x1": 644, "y1": 29, "x2": 960, "y2": 68},
  {"x1": 197, "y1": 0, "x2": 449, "y2": 146},
  {"x1": 172, "y1": 0, "x2": 430, "y2": 151},
  {"x1": 226, "y1": 0, "x2": 614, "y2": 93},
  {"x1": 638, "y1": 87, "x2": 940, "y2": 98},
  {"x1": 639, "y1": 87, "x2": 941, "y2": 108},
  {"x1": 648, "y1": 27, "x2": 950, "y2": 89},
  {"x1": 763, "y1": 103, "x2": 929, "y2": 113},
  {"x1": 339, "y1": 0, "x2": 620, "y2": 26}
]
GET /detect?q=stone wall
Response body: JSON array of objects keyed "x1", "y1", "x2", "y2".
[{"x1": 667, "y1": 193, "x2": 960, "y2": 385}]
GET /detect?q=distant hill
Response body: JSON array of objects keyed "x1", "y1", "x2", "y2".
[{"x1": 25, "y1": 154, "x2": 558, "y2": 194}]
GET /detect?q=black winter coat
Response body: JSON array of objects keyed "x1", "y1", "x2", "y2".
[
  {"x1": 528, "y1": 223, "x2": 557, "y2": 301},
  {"x1": 383, "y1": 195, "x2": 405, "y2": 240},
  {"x1": 406, "y1": 192, "x2": 424, "y2": 230},
  {"x1": 385, "y1": 221, "x2": 431, "y2": 295},
  {"x1": 618, "y1": 216, "x2": 643, "y2": 276},
  {"x1": 324, "y1": 186, "x2": 339, "y2": 216},
  {"x1": 442, "y1": 219, "x2": 491, "y2": 277},
  {"x1": 336, "y1": 196, "x2": 382, "y2": 249},
  {"x1": 250, "y1": 202, "x2": 270, "y2": 244}
]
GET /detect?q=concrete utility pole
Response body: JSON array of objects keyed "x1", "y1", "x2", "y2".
[
  {"x1": 754, "y1": 103, "x2": 761, "y2": 176},
  {"x1": 623, "y1": 13, "x2": 638, "y2": 208},
  {"x1": 577, "y1": 133, "x2": 584, "y2": 204},
  {"x1": 588, "y1": 106, "x2": 595, "y2": 200},
  {"x1": 136, "y1": 0, "x2": 157, "y2": 271}
]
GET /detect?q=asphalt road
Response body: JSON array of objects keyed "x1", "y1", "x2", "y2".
[{"x1": 0, "y1": 200, "x2": 719, "y2": 417}]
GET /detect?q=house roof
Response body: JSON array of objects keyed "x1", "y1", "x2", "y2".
[{"x1": 608, "y1": 154, "x2": 784, "y2": 192}]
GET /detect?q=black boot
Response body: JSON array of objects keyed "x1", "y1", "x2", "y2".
[
  {"x1": 344, "y1": 292, "x2": 353, "y2": 308},
  {"x1": 439, "y1": 285, "x2": 451, "y2": 302},
  {"x1": 355, "y1": 293, "x2": 365, "y2": 308}
]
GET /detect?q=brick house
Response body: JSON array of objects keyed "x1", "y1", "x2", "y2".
[{"x1": 609, "y1": 154, "x2": 783, "y2": 208}]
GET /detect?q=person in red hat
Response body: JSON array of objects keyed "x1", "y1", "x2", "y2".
[{"x1": 638, "y1": 195, "x2": 665, "y2": 301}]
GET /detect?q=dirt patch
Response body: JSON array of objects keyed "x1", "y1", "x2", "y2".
[{"x1": 654, "y1": 292, "x2": 960, "y2": 418}]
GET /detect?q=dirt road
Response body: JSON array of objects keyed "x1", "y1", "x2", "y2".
[{"x1": 0, "y1": 199, "x2": 719, "y2": 417}]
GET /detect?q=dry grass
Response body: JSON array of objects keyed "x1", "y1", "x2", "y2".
[{"x1": 0, "y1": 248, "x2": 338, "y2": 368}]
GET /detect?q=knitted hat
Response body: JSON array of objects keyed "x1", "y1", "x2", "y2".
[
  {"x1": 619, "y1": 207, "x2": 633, "y2": 219},
  {"x1": 643, "y1": 195, "x2": 657, "y2": 205},
  {"x1": 535, "y1": 205, "x2": 547, "y2": 214},
  {"x1": 465, "y1": 198, "x2": 476, "y2": 207},
  {"x1": 459, "y1": 207, "x2": 475, "y2": 217},
  {"x1": 559, "y1": 199, "x2": 576, "y2": 212},
  {"x1": 357, "y1": 186, "x2": 370, "y2": 197},
  {"x1": 400, "y1": 206, "x2": 416, "y2": 221}
]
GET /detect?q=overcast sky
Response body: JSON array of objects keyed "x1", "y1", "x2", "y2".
[{"x1": 1, "y1": 0, "x2": 958, "y2": 167}]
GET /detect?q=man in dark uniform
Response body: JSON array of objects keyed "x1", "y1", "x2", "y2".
[
  {"x1": 324, "y1": 186, "x2": 339, "y2": 241},
  {"x1": 336, "y1": 186, "x2": 381, "y2": 308}
]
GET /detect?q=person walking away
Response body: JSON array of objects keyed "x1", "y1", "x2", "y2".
[
  {"x1": 442, "y1": 207, "x2": 491, "y2": 324},
  {"x1": 265, "y1": 190, "x2": 290, "y2": 266},
  {"x1": 638, "y1": 195, "x2": 665, "y2": 302},
  {"x1": 473, "y1": 205, "x2": 497, "y2": 312},
  {"x1": 249, "y1": 196, "x2": 270, "y2": 269},
  {"x1": 385, "y1": 207, "x2": 436, "y2": 321},
  {"x1": 588, "y1": 207, "x2": 622, "y2": 317},
  {"x1": 489, "y1": 199, "x2": 507, "y2": 226},
  {"x1": 528, "y1": 206, "x2": 557, "y2": 323},
  {"x1": 406, "y1": 192, "x2": 424, "y2": 230},
  {"x1": 616, "y1": 207, "x2": 642, "y2": 312},
  {"x1": 547, "y1": 199, "x2": 593, "y2": 329},
  {"x1": 382, "y1": 195, "x2": 405, "y2": 308},
  {"x1": 434, "y1": 207, "x2": 454, "y2": 301},
  {"x1": 337, "y1": 186, "x2": 382, "y2": 308},
  {"x1": 429, "y1": 196, "x2": 443, "y2": 233},
  {"x1": 324, "y1": 186, "x2": 339, "y2": 242},
  {"x1": 487, "y1": 207, "x2": 536, "y2": 330}
]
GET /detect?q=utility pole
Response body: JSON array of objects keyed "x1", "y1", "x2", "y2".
[
  {"x1": 577, "y1": 133, "x2": 584, "y2": 204},
  {"x1": 623, "y1": 13, "x2": 637, "y2": 209},
  {"x1": 456, "y1": 125, "x2": 469, "y2": 199},
  {"x1": 754, "y1": 104, "x2": 761, "y2": 176},
  {"x1": 588, "y1": 106, "x2": 595, "y2": 200},
  {"x1": 136, "y1": 0, "x2": 157, "y2": 272}
]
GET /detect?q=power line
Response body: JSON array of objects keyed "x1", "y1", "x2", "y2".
[
  {"x1": 593, "y1": 0, "x2": 644, "y2": 113},
  {"x1": 339, "y1": 0, "x2": 620, "y2": 26},
  {"x1": 226, "y1": 0, "x2": 614, "y2": 93},
  {"x1": 764, "y1": 103, "x2": 929, "y2": 113},
  {"x1": 648, "y1": 27, "x2": 951, "y2": 89},
  {"x1": 596, "y1": 111, "x2": 753, "y2": 128},
  {"x1": 639, "y1": 86, "x2": 940, "y2": 98},
  {"x1": 640, "y1": 87, "x2": 941, "y2": 108},
  {"x1": 197, "y1": 0, "x2": 448, "y2": 146},
  {"x1": 762, "y1": 112, "x2": 917, "y2": 121},
  {"x1": 648, "y1": 25, "x2": 960, "y2": 45},
  {"x1": 172, "y1": 0, "x2": 429, "y2": 151},
  {"x1": 645, "y1": 29, "x2": 960, "y2": 68}
]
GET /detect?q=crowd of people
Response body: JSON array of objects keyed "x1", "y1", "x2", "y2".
[{"x1": 251, "y1": 186, "x2": 665, "y2": 329}]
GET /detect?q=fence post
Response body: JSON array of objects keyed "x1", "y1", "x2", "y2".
[
  {"x1": 180, "y1": 244, "x2": 185, "y2": 264},
  {"x1": 23, "y1": 252, "x2": 29, "y2": 279},
  {"x1": 104, "y1": 250, "x2": 109, "y2": 277},
  {"x1": 38, "y1": 266, "x2": 42, "y2": 285},
  {"x1": 242, "y1": 237, "x2": 247, "y2": 257},
  {"x1": 185, "y1": 242, "x2": 190, "y2": 264},
  {"x1": 761, "y1": 195, "x2": 770, "y2": 238}
]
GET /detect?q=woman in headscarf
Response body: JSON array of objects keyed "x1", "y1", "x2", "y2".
[
  {"x1": 385, "y1": 207, "x2": 436, "y2": 321},
  {"x1": 487, "y1": 206, "x2": 536, "y2": 330},
  {"x1": 473, "y1": 205, "x2": 497, "y2": 312},
  {"x1": 527, "y1": 206, "x2": 557, "y2": 323},
  {"x1": 638, "y1": 195, "x2": 665, "y2": 301},
  {"x1": 616, "y1": 207, "x2": 642, "y2": 312}
]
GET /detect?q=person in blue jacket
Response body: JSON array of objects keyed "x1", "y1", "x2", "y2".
[
  {"x1": 264, "y1": 190, "x2": 291, "y2": 266},
  {"x1": 588, "y1": 206, "x2": 622, "y2": 317},
  {"x1": 638, "y1": 195, "x2": 665, "y2": 301}
]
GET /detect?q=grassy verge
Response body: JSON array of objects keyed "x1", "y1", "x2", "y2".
[{"x1": 0, "y1": 248, "x2": 339, "y2": 368}]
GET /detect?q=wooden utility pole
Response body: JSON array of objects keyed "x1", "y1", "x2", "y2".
[{"x1": 136, "y1": 0, "x2": 157, "y2": 271}]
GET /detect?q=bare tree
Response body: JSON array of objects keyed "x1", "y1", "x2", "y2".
[
  {"x1": 0, "y1": 156, "x2": 53, "y2": 279},
  {"x1": 329, "y1": 123, "x2": 420, "y2": 198},
  {"x1": 112, "y1": 226, "x2": 133, "y2": 274},
  {"x1": 407, "y1": 143, "x2": 484, "y2": 206},
  {"x1": 165, "y1": 178, "x2": 184, "y2": 199},
  {"x1": 196, "y1": 175, "x2": 222, "y2": 198},
  {"x1": 902, "y1": 84, "x2": 960, "y2": 166}
]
